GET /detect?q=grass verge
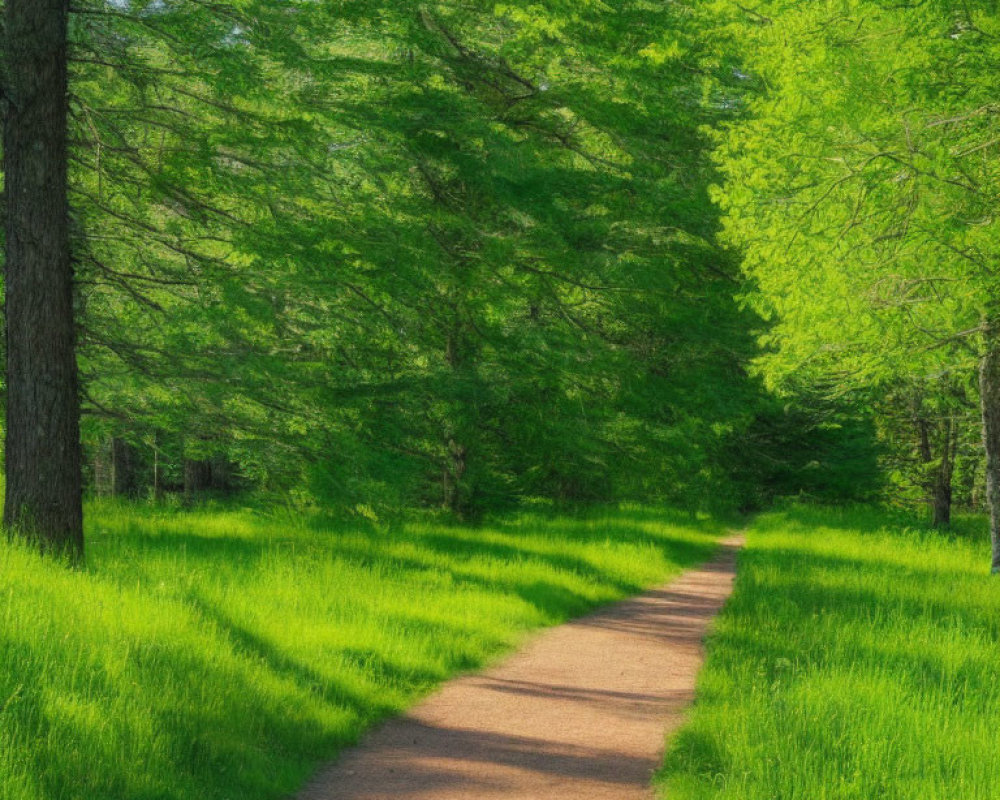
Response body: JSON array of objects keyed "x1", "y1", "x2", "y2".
[
  {"x1": 0, "y1": 501, "x2": 721, "y2": 800},
  {"x1": 657, "y1": 504, "x2": 999, "y2": 800}
]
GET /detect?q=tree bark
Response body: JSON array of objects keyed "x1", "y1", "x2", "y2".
[
  {"x1": 209, "y1": 454, "x2": 235, "y2": 493},
  {"x1": 111, "y1": 438, "x2": 137, "y2": 498},
  {"x1": 931, "y1": 468, "x2": 953, "y2": 528},
  {"x1": 442, "y1": 439, "x2": 467, "y2": 515},
  {"x1": 979, "y1": 321, "x2": 1000, "y2": 573},
  {"x1": 441, "y1": 325, "x2": 474, "y2": 516},
  {"x1": 152, "y1": 432, "x2": 163, "y2": 502},
  {"x1": 92, "y1": 440, "x2": 112, "y2": 497},
  {"x1": 2, "y1": 0, "x2": 83, "y2": 559},
  {"x1": 912, "y1": 393, "x2": 955, "y2": 528},
  {"x1": 931, "y1": 418, "x2": 954, "y2": 528},
  {"x1": 184, "y1": 459, "x2": 212, "y2": 498}
]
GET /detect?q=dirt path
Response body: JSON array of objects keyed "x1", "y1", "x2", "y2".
[{"x1": 298, "y1": 534, "x2": 743, "y2": 800}]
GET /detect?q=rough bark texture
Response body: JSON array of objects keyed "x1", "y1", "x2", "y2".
[
  {"x1": 979, "y1": 324, "x2": 1000, "y2": 573},
  {"x1": 2, "y1": 0, "x2": 83, "y2": 559},
  {"x1": 932, "y1": 475, "x2": 953, "y2": 528}
]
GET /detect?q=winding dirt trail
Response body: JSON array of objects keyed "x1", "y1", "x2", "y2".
[{"x1": 298, "y1": 533, "x2": 743, "y2": 800}]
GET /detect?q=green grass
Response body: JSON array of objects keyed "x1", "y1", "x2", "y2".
[
  {"x1": 0, "y1": 501, "x2": 722, "y2": 800},
  {"x1": 657, "y1": 504, "x2": 1000, "y2": 800}
]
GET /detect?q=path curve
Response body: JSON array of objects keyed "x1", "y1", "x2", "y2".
[{"x1": 299, "y1": 533, "x2": 743, "y2": 800}]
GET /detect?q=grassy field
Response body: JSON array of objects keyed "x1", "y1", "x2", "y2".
[
  {"x1": 0, "y1": 501, "x2": 722, "y2": 800},
  {"x1": 658, "y1": 504, "x2": 1000, "y2": 800}
]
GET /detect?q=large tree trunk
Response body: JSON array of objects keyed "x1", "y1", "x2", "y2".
[
  {"x1": 979, "y1": 325, "x2": 1000, "y2": 573},
  {"x1": 2, "y1": 0, "x2": 83, "y2": 559}
]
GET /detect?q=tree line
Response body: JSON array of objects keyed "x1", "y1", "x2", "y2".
[
  {"x1": 705, "y1": 0, "x2": 1000, "y2": 564},
  {"x1": 3, "y1": 0, "x2": 994, "y2": 565}
]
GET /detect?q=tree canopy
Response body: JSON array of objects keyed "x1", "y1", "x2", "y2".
[{"x1": 7, "y1": 0, "x2": 999, "y2": 557}]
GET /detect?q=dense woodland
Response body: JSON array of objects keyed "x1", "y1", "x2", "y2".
[{"x1": 2, "y1": 0, "x2": 999, "y2": 561}]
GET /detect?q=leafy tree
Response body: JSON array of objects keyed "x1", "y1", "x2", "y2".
[
  {"x1": 705, "y1": 0, "x2": 1000, "y2": 563},
  {"x1": 874, "y1": 378, "x2": 980, "y2": 526},
  {"x1": 4, "y1": 0, "x2": 826, "y2": 552}
]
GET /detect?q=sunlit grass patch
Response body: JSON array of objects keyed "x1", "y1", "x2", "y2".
[
  {"x1": 657, "y1": 504, "x2": 1000, "y2": 800},
  {"x1": 0, "y1": 501, "x2": 721, "y2": 800}
]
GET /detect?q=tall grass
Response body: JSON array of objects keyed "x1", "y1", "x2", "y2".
[
  {"x1": 0, "y1": 501, "x2": 722, "y2": 800},
  {"x1": 658, "y1": 504, "x2": 1000, "y2": 800}
]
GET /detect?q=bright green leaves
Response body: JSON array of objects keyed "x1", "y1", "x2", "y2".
[
  {"x1": 55, "y1": 0, "x2": 786, "y2": 513},
  {"x1": 708, "y1": 0, "x2": 1000, "y2": 394},
  {"x1": 696, "y1": 0, "x2": 999, "y2": 513}
]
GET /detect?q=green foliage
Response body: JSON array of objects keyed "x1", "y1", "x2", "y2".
[
  {"x1": 658, "y1": 504, "x2": 1000, "y2": 800},
  {"x1": 705, "y1": 0, "x2": 1000, "y2": 391},
  {"x1": 48, "y1": 0, "x2": 777, "y2": 515},
  {"x1": 696, "y1": 0, "x2": 1000, "y2": 516},
  {"x1": 0, "y1": 501, "x2": 721, "y2": 800},
  {"x1": 873, "y1": 378, "x2": 982, "y2": 515},
  {"x1": 8, "y1": 0, "x2": 913, "y2": 514},
  {"x1": 726, "y1": 396, "x2": 883, "y2": 510}
]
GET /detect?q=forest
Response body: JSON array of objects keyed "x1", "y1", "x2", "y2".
[{"x1": 3, "y1": 1, "x2": 1000, "y2": 799}]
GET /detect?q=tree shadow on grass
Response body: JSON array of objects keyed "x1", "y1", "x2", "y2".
[
  {"x1": 657, "y1": 525, "x2": 1000, "y2": 797},
  {"x1": 65, "y1": 508, "x2": 724, "y2": 800},
  {"x1": 102, "y1": 507, "x2": 722, "y2": 627},
  {"x1": 756, "y1": 503, "x2": 987, "y2": 543},
  {"x1": 682, "y1": 538, "x2": 1000, "y2": 710},
  {"x1": 4, "y1": 624, "x2": 347, "y2": 800},
  {"x1": 183, "y1": 591, "x2": 399, "y2": 718}
]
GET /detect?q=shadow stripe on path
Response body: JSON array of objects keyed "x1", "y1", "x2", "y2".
[{"x1": 298, "y1": 534, "x2": 744, "y2": 800}]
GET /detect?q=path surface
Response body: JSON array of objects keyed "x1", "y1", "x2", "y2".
[{"x1": 299, "y1": 534, "x2": 743, "y2": 800}]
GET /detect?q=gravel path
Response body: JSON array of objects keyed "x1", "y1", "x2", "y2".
[{"x1": 299, "y1": 534, "x2": 743, "y2": 800}]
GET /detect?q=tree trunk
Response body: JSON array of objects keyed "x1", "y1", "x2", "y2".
[
  {"x1": 931, "y1": 418, "x2": 955, "y2": 528},
  {"x1": 111, "y1": 438, "x2": 137, "y2": 498},
  {"x1": 931, "y1": 473, "x2": 952, "y2": 528},
  {"x1": 442, "y1": 439, "x2": 467, "y2": 515},
  {"x1": 209, "y1": 454, "x2": 235, "y2": 493},
  {"x1": 92, "y1": 440, "x2": 112, "y2": 497},
  {"x1": 979, "y1": 323, "x2": 1000, "y2": 573},
  {"x1": 152, "y1": 433, "x2": 163, "y2": 502},
  {"x1": 441, "y1": 325, "x2": 474, "y2": 517},
  {"x1": 184, "y1": 459, "x2": 213, "y2": 499},
  {"x1": 2, "y1": 0, "x2": 83, "y2": 559},
  {"x1": 913, "y1": 400, "x2": 955, "y2": 529}
]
